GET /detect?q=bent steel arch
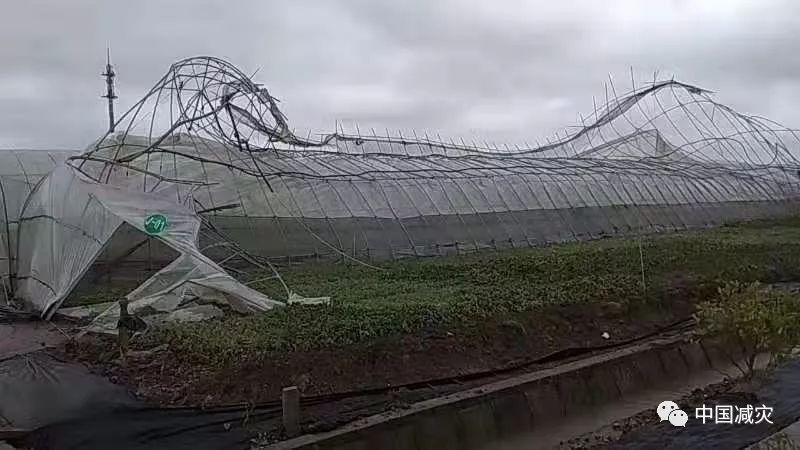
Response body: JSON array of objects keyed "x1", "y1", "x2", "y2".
[{"x1": 63, "y1": 56, "x2": 800, "y2": 264}]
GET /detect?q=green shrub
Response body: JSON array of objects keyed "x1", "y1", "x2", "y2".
[{"x1": 696, "y1": 281, "x2": 800, "y2": 377}]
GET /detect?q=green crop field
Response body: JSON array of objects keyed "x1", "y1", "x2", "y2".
[{"x1": 146, "y1": 216, "x2": 800, "y2": 369}]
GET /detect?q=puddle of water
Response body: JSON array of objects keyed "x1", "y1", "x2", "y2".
[{"x1": 2, "y1": 351, "x2": 257, "y2": 450}]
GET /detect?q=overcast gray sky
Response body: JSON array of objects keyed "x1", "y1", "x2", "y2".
[{"x1": 1, "y1": 0, "x2": 798, "y2": 149}]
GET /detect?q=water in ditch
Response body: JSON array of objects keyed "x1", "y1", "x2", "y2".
[{"x1": 613, "y1": 358, "x2": 800, "y2": 449}]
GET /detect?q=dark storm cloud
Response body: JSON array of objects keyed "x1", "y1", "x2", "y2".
[{"x1": 0, "y1": 0, "x2": 798, "y2": 148}]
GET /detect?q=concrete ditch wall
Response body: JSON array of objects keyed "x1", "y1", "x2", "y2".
[{"x1": 261, "y1": 336, "x2": 743, "y2": 450}]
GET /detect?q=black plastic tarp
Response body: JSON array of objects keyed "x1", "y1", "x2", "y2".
[
  {"x1": 0, "y1": 352, "x2": 135, "y2": 430},
  {"x1": 28, "y1": 407, "x2": 257, "y2": 450},
  {"x1": 0, "y1": 352, "x2": 269, "y2": 450}
]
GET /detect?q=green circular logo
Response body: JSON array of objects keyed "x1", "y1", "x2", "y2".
[{"x1": 144, "y1": 214, "x2": 169, "y2": 235}]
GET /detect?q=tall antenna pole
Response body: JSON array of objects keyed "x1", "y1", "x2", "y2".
[{"x1": 101, "y1": 48, "x2": 117, "y2": 133}]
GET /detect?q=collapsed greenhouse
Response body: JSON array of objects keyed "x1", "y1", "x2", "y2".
[{"x1": 2, "y1": 56, "x2": 800, "y2": 324}]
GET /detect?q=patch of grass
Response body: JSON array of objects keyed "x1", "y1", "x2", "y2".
[{"x1": 155, "y1": 217, "x2": 800, "y2": 367}]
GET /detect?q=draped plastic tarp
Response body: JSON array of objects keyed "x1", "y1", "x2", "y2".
[
  {"x1": 15, "y1": 164, "x2": 281, "y2": 319},
  {"x1": 0, "y1": 150, "x2": 75, "y2": 304}
]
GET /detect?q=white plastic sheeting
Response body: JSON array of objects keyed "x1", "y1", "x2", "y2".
[
  {"x1": 63, "y1": 59, "x2": 800, "y2": 263},
  {"x1": 15, "y1": 164, "x2": 282, "y2": 319},
  {"x1": 0, "y1": 150, "x2": 76, "y2": 302},
  {"x1": 7, "y1": 58, "x2": 800, "y2": 311},
  {"x1": 65, "y1": 132, "x2": 800, "y2": 264},
  {"x1": 82, "y1": 133, "x2": 800, "y2": 220}
]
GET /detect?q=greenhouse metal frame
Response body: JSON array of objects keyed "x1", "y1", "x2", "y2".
[{"x1": 3, "y1": 56, "x2": 800, "y2": 316}]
